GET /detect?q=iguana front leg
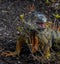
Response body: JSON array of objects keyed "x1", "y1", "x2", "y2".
[
  {"x1": 1, "y1": 51, "x2": 17, "y2": 57},
  {"x1": 1, "y1": 38, "x2": 22, "y2": 57}
]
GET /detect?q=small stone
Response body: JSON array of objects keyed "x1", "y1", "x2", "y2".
[{"x1": 18, "y1": 61, "x2": 21, "y2": 64}]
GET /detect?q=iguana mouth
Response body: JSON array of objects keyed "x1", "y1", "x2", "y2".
[{"x1": 36, "y1": 22, "x2": 45, "y2": 29}]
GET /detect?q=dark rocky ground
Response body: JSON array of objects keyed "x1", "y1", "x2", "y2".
[{"x1": 0, "y1": 0, "x2": 60, "y2": 64}]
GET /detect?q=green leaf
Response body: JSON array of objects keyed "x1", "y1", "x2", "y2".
[{"x1": 17, "y1": 26, "x2": 23, "y2": 32}]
